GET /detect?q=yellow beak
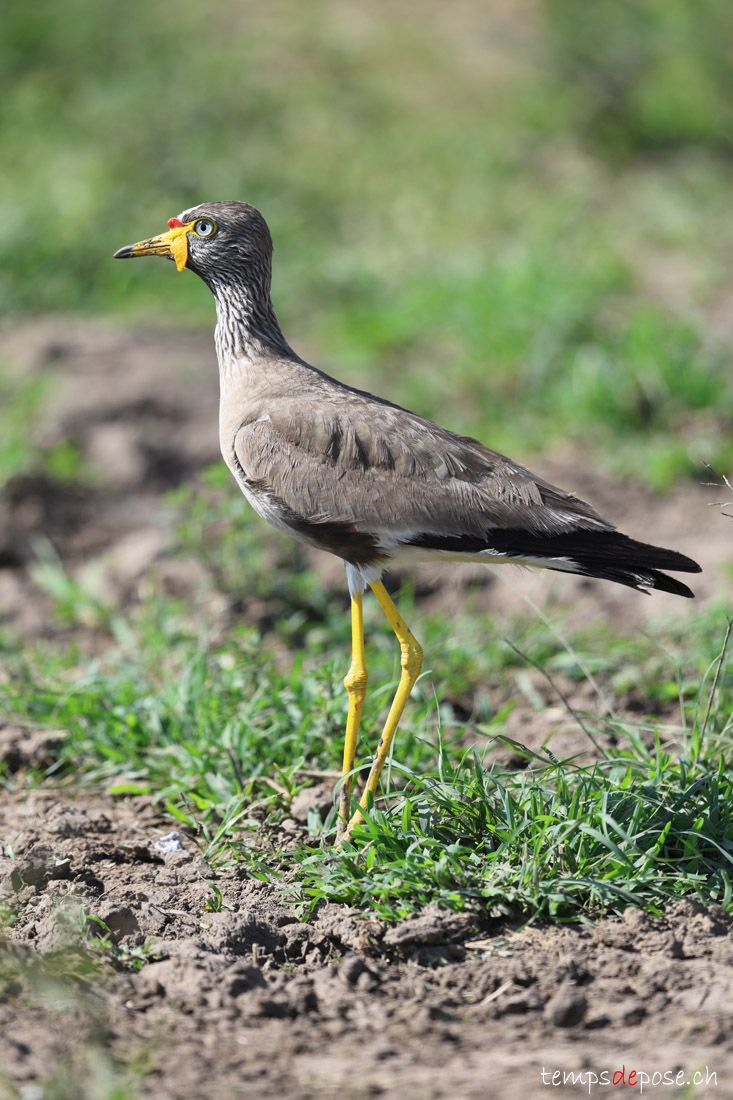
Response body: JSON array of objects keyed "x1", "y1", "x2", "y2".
[{"x1": 113, "y1": 220, "x2": 195, "y2": 272}]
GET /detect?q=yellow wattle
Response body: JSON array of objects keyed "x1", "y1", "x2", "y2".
[{"x1": 170, "y1": 233, "x2": 189, "y2": 272}]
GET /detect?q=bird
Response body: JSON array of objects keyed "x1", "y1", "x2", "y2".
[{"x1": 114, "y1": 200, "x2": 701, "y2": 841}]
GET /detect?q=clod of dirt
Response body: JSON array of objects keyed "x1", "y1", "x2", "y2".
[
  {"x1": 498, "y1": 988, "x2": 543, "y2": 1015},
  {"x1": 85, "y1": 422, "x2": 147, "y2": 489},
  {"x1": 544, "y1": 982, "x2": 588, "y2": 1027},
  {"x1": 0, "y1": 726, "x2": 67, "y2": 773},
  {"x1": 255, "y1": 975, "x2": 320, "y2": 1019},
  {"x1": 44, "y1": 805, "x2": 113, "y2": 837},
  {"x1": 289, "y1": 782, "x2": 335, "y2": 824},
  {"x1": 90, "y1": 901, "x2": 141, "y2": 944},
  {"x1": 383, "y1": 905, "x2": 478, "y2": 962},
  {"x1": 315, "y1": 905, "x2": 385, "y2": 955},
  {"x1": 7, "y1": 843, "x2": 73, "y2": 890},
  {"x1": 201, "y1": 911, "x2": 290, "y2": 967}
]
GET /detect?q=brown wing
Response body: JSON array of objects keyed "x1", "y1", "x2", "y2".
[
  {"x1": 229, "y1": 393, "x2": 613, "y2": 550},
  {"x1": 226, "y1": 386, "x2": 699, "y2": 596}
]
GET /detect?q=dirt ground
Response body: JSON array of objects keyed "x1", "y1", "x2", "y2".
[
  {"x1": 1, "y1": 318, "x2": 732, "y2": 1097},
  {"x1": 2, "y1": 787, "x2": 733, "y2": 1099}
]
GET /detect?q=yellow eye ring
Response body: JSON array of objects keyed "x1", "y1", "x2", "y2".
[{"x1": 193, "y1": 218, "x2": 217, "y2": 238}]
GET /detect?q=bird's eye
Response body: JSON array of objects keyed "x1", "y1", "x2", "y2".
[{"x1": 193, "y1": 218, "x2": 217, "y2": 238}]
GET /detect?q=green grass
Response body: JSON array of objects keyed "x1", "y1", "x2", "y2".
[
  {"x1": 297, "y1": 703, "x2": 733, "y2": 922},
  {"x1": 3, "y1": 502, "x2": 732, "y2": 924},
  {"x1": 0, "y1": 371, "x2": 89, "y2": 487},
  {"x1": 0, "y1": 374, "x2": 84, "y2": 486}
]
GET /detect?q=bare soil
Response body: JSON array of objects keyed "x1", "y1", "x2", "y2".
[
  {"x1": 1, "y1": 318, "x2": 732, "y2": 1097},
  {"x1": 2, "y1": 789, "x2": 732, "y2": 1099}
]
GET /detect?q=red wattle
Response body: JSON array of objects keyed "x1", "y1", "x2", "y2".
[{"x1": 167, "y1": 217, "x2": 185, "y2": 229}]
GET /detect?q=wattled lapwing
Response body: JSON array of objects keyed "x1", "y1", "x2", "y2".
[{"x1": 115, "y1": 201, "x2": 701, "y2": 840}]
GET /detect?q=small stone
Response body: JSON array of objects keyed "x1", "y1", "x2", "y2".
[{"x1": 153, "y1": 831, "x2": 187, "y2": 854}]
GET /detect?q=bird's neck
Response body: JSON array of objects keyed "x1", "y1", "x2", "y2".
[{"x1": 212, "y1": 280, "x2": 294, "y2": 369}]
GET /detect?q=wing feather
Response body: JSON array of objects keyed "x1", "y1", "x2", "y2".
[{"x1": 230, "y1": 396, "x2": 612, "y2": 544}]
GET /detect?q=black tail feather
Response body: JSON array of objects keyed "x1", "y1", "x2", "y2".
[
  {"x1": 537, "y1": 531, "x2": 701, "y2": 598},
  {"x1": 572, "y1": 562, "x2": 696, "y2": 599},
  {"x1": 407, "y1": 529, "x2": 701, "y2": 598}
]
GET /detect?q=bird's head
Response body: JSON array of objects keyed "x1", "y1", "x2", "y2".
[{"x1": 113, "y1": 201, "x2": 274, "y2": 293}]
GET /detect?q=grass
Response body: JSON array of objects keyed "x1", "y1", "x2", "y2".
[
  {"x1": 0, "y1": 374, "x2": 86, "y2": 486},
  {"x1": 296, "y1": 687, "x2": 733, "y2": 922},
  {"x1": 2, "y1": 493, "x2": 732, "y2": 924}
]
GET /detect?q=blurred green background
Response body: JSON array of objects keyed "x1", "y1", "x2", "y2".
[{"x1": 3, "y1": 0, "x2": 733, "y2": 484}]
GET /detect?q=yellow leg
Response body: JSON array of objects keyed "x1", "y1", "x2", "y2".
[
  {"x1": 343, "y1": 580, "x2": 423, "y2": 839},
  {"x1": 337, "y1": 592, "x2": 367, "y2": 837}
]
